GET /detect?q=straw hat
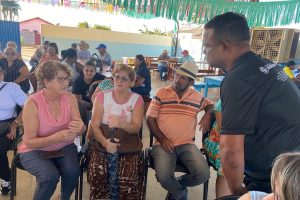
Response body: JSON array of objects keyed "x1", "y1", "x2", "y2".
[
  {"x1": 78, "y1": 40, "x2": 90, "y2": 50},
  {"x1": 174, "y1": 62, "x2": 198, "y2": 80}
]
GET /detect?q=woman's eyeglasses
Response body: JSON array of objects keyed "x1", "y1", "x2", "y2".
[
  {"x1": 56, "y1": 76, "x2": 71, "y2": 84},
  {"x1": 4, "y1": 52, "x2": 16, "y2": 56},
  {"x1": 113, "y1": 75, "x2": 130, "y2": 82}
]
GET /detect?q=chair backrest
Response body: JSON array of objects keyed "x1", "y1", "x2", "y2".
[{"x1": 215, "y1": 195, "x2": 240, "y2": 200}]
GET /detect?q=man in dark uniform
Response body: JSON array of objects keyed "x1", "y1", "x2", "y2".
[{"x1": 203, "y1": 12, "x2": 300, "y2": 195}]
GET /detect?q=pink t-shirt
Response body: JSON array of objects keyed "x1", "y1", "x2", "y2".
[
  {"x1": 96, "y1": 90, "x2": 143, "y2": 124},
  {"x1": 18, "y1": 89, "x2": 73, "y2": 153}
]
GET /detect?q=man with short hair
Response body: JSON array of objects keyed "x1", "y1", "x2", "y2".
[
  {"x1": 95, "y1": 43, "x2": 112, "y2": 67},
  {"x1": 203, "y1": 12, "x2": 300, "y2": 195},
  {"x1": 179, "y1": 50, "x2": 194, "y2": 63},
  {"x1": 147, "y1": 62, "x2": 212, "y2": 200}
]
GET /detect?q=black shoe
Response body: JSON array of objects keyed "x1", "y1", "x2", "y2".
[
  {"x1": 163, "y1": 74, "x2": 168, "y2": 81},
  {"x1": 165, "y1": 192, "x2": 176, "y2": 200},
  {"x1": 0, "y1": 180, "x2": 11, "y2": 195}
]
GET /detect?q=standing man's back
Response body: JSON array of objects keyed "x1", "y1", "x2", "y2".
[{"x1": 203, "y1": 12, "x2": 300, "y2": 195}]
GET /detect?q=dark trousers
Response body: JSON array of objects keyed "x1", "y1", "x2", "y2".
[
  {"x1": 20, "y1": 144, "x2": 80, "y2": 200},
  {"x1": 0, "y1": 136, "x2": 13, "y2": 182}
]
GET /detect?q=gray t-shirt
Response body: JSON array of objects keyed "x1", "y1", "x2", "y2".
[
  {"x1": 77, "y1": 50, "x2": 91, "y2": 60},
  {"x1": 158, "y1": 54, "x2": 170, "y2": 68}
]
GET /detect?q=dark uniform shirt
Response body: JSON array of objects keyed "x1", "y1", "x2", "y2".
[
  {"x1": 131, "y1": 62, "x2": 151, "y2": 97},
  {"x1": 221, "y1": 51, "x2": 300, "y2": 179},
  {"x1": 0, "y1": 58, "x2": 30, "y2": 93},
  {"x1": 72, "y1": 73, "x2": 105, "y2": 102}
]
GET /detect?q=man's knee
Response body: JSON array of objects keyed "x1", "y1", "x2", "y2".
[
  {"x1": 155, "y1": 171, "x2": 173, "y2": 188},
  {"x1": 193, "y1": 165, "x2": 210, "y2": 184}
]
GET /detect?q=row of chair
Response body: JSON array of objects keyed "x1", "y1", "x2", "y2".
[{"x1": 8, "y1": 100, "x2": 240, "y2": 200}]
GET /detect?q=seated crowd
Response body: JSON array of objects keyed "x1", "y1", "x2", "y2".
[{"x1": 1, "y1": 12, "x2": 300, "y2": 200}]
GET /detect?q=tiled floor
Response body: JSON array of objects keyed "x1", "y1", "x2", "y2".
[{"x1": 2, "y1": 75, "x2": 221, "y2": 200}]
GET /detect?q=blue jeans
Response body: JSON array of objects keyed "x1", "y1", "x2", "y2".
[
  {"x1": 151, "y1": 144, "x2": 210, "y2": 200},
  {"x1": 158, "y1": 64, "x2": 168, "y2": 80},
  {"x1": 20, "y1": 144, "x2": 80, "y2": 200}
]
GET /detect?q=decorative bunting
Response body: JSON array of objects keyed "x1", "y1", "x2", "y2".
[{"x1": 19, "y1": 0, "x2": 300, "y2": 27}]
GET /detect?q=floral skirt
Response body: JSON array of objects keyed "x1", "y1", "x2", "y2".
[
  {"x1": 203, "y1": 126, "x2": 223, "y2": 176},
  {"x1": 87, "y1": 142, "x2": 146, "y2": 200}
]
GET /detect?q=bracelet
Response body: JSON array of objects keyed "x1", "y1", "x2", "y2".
[{"x1": 13, "y1": 119, "x2": 19, "y2": 126}]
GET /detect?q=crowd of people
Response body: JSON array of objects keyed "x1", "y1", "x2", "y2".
[{"x1": 0, "y1": 11, "x2": 300, "y2": 200}]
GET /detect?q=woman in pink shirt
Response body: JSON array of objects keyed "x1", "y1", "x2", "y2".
[
  {"x1": 19, "y1": 61, "x2": 86, "y2": 200},
  {"x1": 38, "y1": 42, "x2": 60, "y2": 65},
  {"x1": 88, "y1": 64, "x2": 144, "y2": 199}
]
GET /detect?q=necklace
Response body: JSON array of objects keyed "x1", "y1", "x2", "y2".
[{"x1": 112, "y1": 90, "x2": 130, "y2": 104}]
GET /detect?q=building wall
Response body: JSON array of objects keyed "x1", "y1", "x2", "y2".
[
  {"x1": 20, "y1": 18, "x2": 51, "y2": 33},
  {"x1": 41, "y1": 25, "x2": 173, "y2": 61},
  {"x1": 296, "y1": 40, "x2": 300, "y2": 59},
  {"x1": 0, "y1": 21, "x2": 21, "y2": 53}
]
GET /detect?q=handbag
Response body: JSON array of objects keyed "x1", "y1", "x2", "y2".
[{"x1": 95, "y1": 124, "x2": 143, "y2": 154}]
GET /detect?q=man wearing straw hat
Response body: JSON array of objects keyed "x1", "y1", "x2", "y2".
[
  {"x1": 77, "y1": 40, "x2": 91, "y2": 64},
  {"x1": 147, "y1": 62, "x2": 212, "y2": 200},
  {"x1": 157, "y1": 49, "x2": 170, "y2": 81},
  {"x1": 77, "y1": 40, "x2": 91, "y2": 62}
]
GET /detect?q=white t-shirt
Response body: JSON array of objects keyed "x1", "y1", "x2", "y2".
[
  {"x1": 0, "y1": 81, "x2": 28, "y2": 120},
  {"x1": 96, "y1": 90, "x2": 143, "y2": 124}
]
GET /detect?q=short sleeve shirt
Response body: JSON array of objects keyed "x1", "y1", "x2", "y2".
[
  {"x1": 179, "y1": 55, "x2": 194, "y2": 63},
  {"x1": 221, "y1": 51, "x2": 300, "y2": 178},
  {"x1": 0, "y1": 82, "x2": 28, "y2": 120},
  {"x1": 131, "y1": 63, "x2": 151, "y2": 96},
  {"x1": 0, "y1": 58, "x2": 30, "y2": 93},
  {"x1": 283, "y1": 66, "x2": 294, "y2": 78},
  {"x1": 147, "y1": 86, "x2": 214, "y2": 146},
  {"x1": 96, "y1": 91, "x2": 143, "y2": 124},
  {"x1": 97, "y1": 79, "x2": 114, "y2": 92},
  {"x1": 72, "y1": 73, "x2": 105, "y2": 102},
  {"x1": 158, "y1": 54, "x2": 170, "y2": 67}
]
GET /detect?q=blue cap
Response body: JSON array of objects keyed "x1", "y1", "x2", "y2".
[{"x1": 96, "y1": 44, "x2": 107, "y2": 49}]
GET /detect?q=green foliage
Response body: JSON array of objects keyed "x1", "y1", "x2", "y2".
[
  {"x1": 93, "y1": 24, "x2": 111, "y2": 30},
  {"x1": 139, "y1": 25, "x2": 172, "y2": 36},
  {"x1": 77, "y1": 22, "x2": 89, "y2": 28},
  {"x1": 1, "y1": 0, "x2": 21, "y2": 21}
]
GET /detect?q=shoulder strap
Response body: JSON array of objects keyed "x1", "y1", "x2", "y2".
[
  {"x1": 199, "y1": 96, "x2": 205, "y2": 108},
  {"x1": 0, "y1": 83, "x2": 8, "y2": 92}
]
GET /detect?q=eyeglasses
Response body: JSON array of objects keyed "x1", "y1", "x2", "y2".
[
  {"x1": 56, "y1": 76, "x2": 71, "y2": 84},
  {"x1": 113, "y1": 75, "x2": 130, "y2": 82},
  {"x1": 174, "y1": 72, "x2": 189, "y2": 81},
  {"x1": 4, "y1": 52, "x2": 16, "y2": 56}
]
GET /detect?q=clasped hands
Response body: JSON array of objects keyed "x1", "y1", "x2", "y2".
[{"x1": 58, "y1": 120, "x2": 84, "y2": 142}]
